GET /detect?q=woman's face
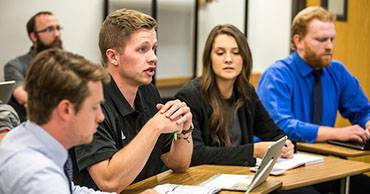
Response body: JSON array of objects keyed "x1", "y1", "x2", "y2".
[{"x1": 211, "y1": 34, "x2": 243, "y2": 83}]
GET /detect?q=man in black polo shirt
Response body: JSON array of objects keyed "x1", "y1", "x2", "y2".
[{"x1": 73, "y1": 9, "x2": 193, "y2": 193}]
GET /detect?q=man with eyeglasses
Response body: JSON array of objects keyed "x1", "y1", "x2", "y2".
[{"x1": 4, "y1": 11, "x2": 63, "y2": 122}]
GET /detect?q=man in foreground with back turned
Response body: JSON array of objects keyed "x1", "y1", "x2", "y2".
[{"x1": 0, "y1": 49, "x2": 157, "y2": 194}]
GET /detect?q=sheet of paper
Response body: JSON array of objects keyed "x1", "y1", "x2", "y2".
[
  {"x1": 275, "y1": 153, "x2": 323, "y2": 170},
  {"x1": 201, "y1": 174, "x2": 253, "y2": 188},
  {"x1": 154, "y1": 183, "x2": 220, "y2": 194},
  {"x1": 255, "y1": 152, "x2": 323, "y2": 172}
]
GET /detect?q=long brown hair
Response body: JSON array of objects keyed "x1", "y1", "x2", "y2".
[{"x1": 200, "y1": 24, "x2": 253, "y2": 146}]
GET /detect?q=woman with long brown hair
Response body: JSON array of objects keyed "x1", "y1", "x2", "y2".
[
  {"x1": 176, "y1": 24, "x2": 294, "y2": 166},
  {"x1": 176, "y1": 24, "x2": 321, "y2": 194}
]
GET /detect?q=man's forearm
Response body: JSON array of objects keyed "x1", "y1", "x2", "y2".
[
  {"x1": 161, "y1": 135, "x2": 193, "y2": 172},
  {"x1": 316, "y1": 126, "x2": 335, "y2": 142},
  {"x1": 88, "y1": 120, "x2": 162, "y2": 192}
]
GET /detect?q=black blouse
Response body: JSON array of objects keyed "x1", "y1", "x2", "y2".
[{"x1": 175, "y1": 79, "x2": 286, "y2": 166}]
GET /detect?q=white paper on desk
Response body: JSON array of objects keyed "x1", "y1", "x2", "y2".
[
  {"x1": 201, "y1": 174, "x2": 254, "y2": 189},
  {"x1": 154, "y1": 183, "x2": 220, "y2": 194},
  {"x1": 275, "y1": 153, "x2": 323, "y2": 169},
  {"x1": 254, "y1": 152, "x2": 323, "y2": 175}
]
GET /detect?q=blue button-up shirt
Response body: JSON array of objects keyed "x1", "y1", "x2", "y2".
[
  {"x1": 257, "y1": 52, "x2": 370, "y2": 143},
  {"x1": 0, "y1": 121, "x2": 113, "y2": 194}
]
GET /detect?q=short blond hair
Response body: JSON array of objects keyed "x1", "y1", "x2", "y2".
[
  {"x1": 291, "y1": 6, "x2": 335, "y2": 50},
  {"x1": 99, "y1": 8, "x2": 157, "y2": 64}
]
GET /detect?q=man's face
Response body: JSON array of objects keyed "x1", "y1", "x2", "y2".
[
  {"x1": 33, "y1": 14, "x2": 63, "y2": 52},
  {"x1": 115, "y1": 28, "x2": 157, "y2": 87},
  {"x1": 296, "y1": 19, "x2": 336, "y2": 68},
  {"x1": 69, "y1": 81, "x2": 105, "y2": 145}
]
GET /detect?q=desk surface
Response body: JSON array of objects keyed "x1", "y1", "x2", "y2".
[
  {"x1": 270, "y1": 156, "x2": 370, "y2": 190},
  {"x1": 124, "y1": 156, "x2": 370, "y2": 193},
  {"x1": 124, "y1": 165, "x2": 282, "y2": 194},
  {"x1": 297, "y1": 143, "x2": 370, "y2": 157}
]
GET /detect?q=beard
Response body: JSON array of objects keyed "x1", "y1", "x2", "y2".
[
  {"x1": 303, "y1": 45, "x2": 333, "y2": 69},
  {"x1": 35, "y1": 37, "x2": 63, "y2": 53}
]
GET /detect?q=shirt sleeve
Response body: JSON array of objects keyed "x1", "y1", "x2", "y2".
[
  {"x1": 4, "y1": 60, "x2": 25, "y2": 87},
  {"x1": 336, "y1": 63, "x2": 370, "y2": 128},
  {"x1": 251, "y1": 89, "x2": 286, "y2": 141},
  {"x1": 72, "y1": 182, "x2": 116, "y2": 194},
  {"x1": 257, "y1": 67, "x2": 319, "y2": 143},
  {"x1": 175, "y1": 81, "x2": 256, "y2": 166}
]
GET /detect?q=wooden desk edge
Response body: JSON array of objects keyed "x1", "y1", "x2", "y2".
[
  {"x1": 250, "y1": 180, "x2": 282, "y2": 194},
  {"x1": 124, "y1": 165, "x2": 282, "y2": 194},
  {"x1": 124, "y1": 158, "x2": 370, "y2": 193},
  {"x1": 297, "y1": 143, "x2": 370, "y2": 157},
  {"x1": 275, "y1": 156, "x2": 370, "y2": 190}
]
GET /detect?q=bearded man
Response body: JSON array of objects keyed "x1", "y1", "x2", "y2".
[
  {"x1": 257, "y1": 6, "x2": 370, "y2": 144},
  {"x1": 4, "y1": 11, "x2": 63, "y2": 121},
  {"x1": 257, "y1": 7, "x2": 370, "y2": 193}
]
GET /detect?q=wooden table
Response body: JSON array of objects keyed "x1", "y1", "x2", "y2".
[
  {"x1": 297, "y1": 143, "x2": 370, "y2": 159},
  {"x1": 123, "y1": 156, "x2": 369, "y2": 194},
  {"x1": 297, "y1": 142, "x2": 370, "y2": 176},
  {"x1": 269, "y1": 156, "x2": 370, "y2": 191},
  {"x1": 124, "y1": 165, "x2": 282, "y2": 194}
]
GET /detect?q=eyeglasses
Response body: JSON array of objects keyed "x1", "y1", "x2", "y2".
[{"x1": 35, "y1": 25, "x2": 63, "y2": 34}]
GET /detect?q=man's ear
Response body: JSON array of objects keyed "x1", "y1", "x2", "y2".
[
  {"x1": 56, "y1": 99, "x2": 74, "y2": 121},
  {"x1": 29, "y1": 32, "x2": 37, "y2": 44},
  {"x1": 106, "y1": 48, "x2": 120, "y2": 66},
  {"x1": 293, "y1": 34, "x2": 303, "y2": 50}
]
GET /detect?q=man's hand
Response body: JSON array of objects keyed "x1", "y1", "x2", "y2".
[
  {"x1": 365, "y1": 120, "x2": 370, "y2": 135},
  {"x1": 156, "y1": 99, "x2": 193, "y2": 133},
  {"x1": 336, "y1": 125, "x2": 370, "y2": 143},
  {"x1": 13, "y1": 85, "x2": 28, "y2": 105},
  {"x1": 150, "y1": 110, "x2": 183, "y2": 135}
]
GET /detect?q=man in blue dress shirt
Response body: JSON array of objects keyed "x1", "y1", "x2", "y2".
[
  {"x1": 258, "y1": 7, "x2": 370, "y2": 144},
  {"x1": 258, "y1": 6, "x2": 370, "y2": 194},
  {"x1": 0, "y1": 49, "x2": 157, "y2": 194}
]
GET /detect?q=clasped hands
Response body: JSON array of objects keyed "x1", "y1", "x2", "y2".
[{"x1": 153, "y1": 99, "x2": 193, "y2": 136}]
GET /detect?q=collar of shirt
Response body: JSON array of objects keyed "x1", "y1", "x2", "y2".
[
  {"x1": 104, "y1": 77, "x2": 151, "y2": 118},
  {"x1": 292, "y1": 52, "x2": 317, "y2": 78},
  {"x1": 25, "y1": 121, "x2": 68, "y2": 169}
]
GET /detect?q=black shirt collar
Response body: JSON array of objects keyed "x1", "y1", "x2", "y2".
[{"x1": 104, "y1": 76, "x2": 151, "y2": 118}]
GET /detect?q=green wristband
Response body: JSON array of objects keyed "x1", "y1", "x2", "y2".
[{"x1": 173, "y1": 132, "x2": 177, "y2": 141}]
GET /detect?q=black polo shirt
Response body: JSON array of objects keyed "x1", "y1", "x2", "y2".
[{"x1": 72, "y1": 78, "x2": 172, "y2": 190}]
